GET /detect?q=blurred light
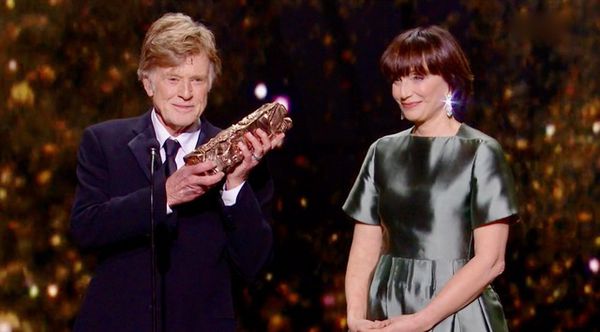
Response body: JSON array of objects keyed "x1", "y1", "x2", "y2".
[
  {"x1": 589, "y1": 257, "x2": 599, "y2": 274},
  {"x1": 322, "y1": 293, "x2": 335, "y2": 307},
  {"x1": 513, "y1": 298, "x2": 522, "y2": 309},
  {"x1": 516, "y1": 138, "x2": 529, "y2": 150},
  {"x1": 593, "y1": 121, "x2": 600, "y2": 134},
  {"x1": 0, "y1": 167, "x2": 11, "y2": 184},
  {"x1": 277, "y1": 282, "x2": 289, "y2": 295},
  {"x1": 254, "y1": 82, "x2": 267, "y2": 100},
  {"x1": 50, "y1": 234, "x2": 62, "y2": 247},
  {"x1": 323, "y1": 33, "x2": 333, "y2": 46},
  {"x1": 564, "y1": 258, "x2": 573, "y2": 269},
  {"x1": 299, "y1": 197, "x2": 307, "y2": 208},
  {"x1": 0, "y1": 322, "x2": 11, "y2": 332},
  {"x1": 294, "y1": 155, "x2": 310, "y2": 168},
  {"x1": 29, "y1": 285, "x2": 39, "y2": 298},
  {"x1": 552, "y1": 288, "x2": 561, "y2": 299},
  {"x1": 38, "y1": 65, "x2": 56, "y2": 83},
  {"x1": 7, "y1": 59, "x2": 17, "y2": 72},
  {"x1": 273, "y1": 95, "x2": 290, "y2": 112},
  {"x1": 577, "y1": 211, "x2": 592, "y2": 222},
  {"x1": 268, "y1": 314, "x2": 284, "y2": 329},
  {"x1": 553, "y1": 145, "x2": 562, "y2": 154},
  {"x1": 545, "y1": 124, "x2": 556, "y2": 137},
  {"x1": 36, "y1": 170, "x2": 52, "y2": 185},
  {"x1": 47, "y1": 284, "x2": 59, "y2": 298},
  {"x1": 552, "y1": 184, "x2": 563, "y2": 201},
  {"x1": 265, "y1": 272, "x2": 273, "y2": 281},
  {"x1": 10, "y1": 81, "x2": 35, "y2": 107},
  {"x1": 14, "y1": 176, "x2": 25, "y2": 188},
  {"x1": 525, "y1": 276, "x2": 534, "y2": 287},
  {"x1": 6, "y1": 0, "x2": 15, "y2": 10},
  {"x1": 287, "y1": 292, "x2": 299, "y2": 304},
  {"x1": 503, "y1": 87, "x2": 513, "y2": 100}
]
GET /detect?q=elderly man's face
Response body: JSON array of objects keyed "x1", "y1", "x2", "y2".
[{"x1": 142, "y1": 53, "x2": 212, "y2": 136}]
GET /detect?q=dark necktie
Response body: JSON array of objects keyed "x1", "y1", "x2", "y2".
[{"x1": 164, "y1": 139, "x2": 180, "y2": 177}]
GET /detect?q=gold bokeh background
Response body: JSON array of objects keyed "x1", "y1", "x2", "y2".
[{"x1": 0, "y1": 1, "x2": 598, "y2": 331}]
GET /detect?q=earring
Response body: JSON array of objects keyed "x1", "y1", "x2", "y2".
[
  {"x1": 400, "y1": 111, "x2": 405, "y2": 120},
  {"x1": 443, "y1": 92, "x2": 454, "y2": 118}
]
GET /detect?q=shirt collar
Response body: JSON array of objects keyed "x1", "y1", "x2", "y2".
[{"x1": 151, "y1": 109, "x2": 201, "y2": 154}]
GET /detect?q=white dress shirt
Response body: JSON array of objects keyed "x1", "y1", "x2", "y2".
[{"x1": 151, "y1": 110, "x2": 243, "y2": 208}]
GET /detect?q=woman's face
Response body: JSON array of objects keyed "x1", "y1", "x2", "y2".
[{"x1": 392, "y1": 72, "x2": 450, "y2": 125}]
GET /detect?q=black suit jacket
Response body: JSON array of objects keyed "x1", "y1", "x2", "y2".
[{"x1": 70, "y1": 111, "x2": 273, "y2": 331}]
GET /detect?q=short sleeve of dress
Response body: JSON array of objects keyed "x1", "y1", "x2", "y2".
[
  {"x1": 343, "y1": 142, "x2": 380, "y2": 224},
  {"x1": 471, "y1": 140, "x2": 519, "y2": 228}
]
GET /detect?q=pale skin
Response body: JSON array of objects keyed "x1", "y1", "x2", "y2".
[
  {"x1": 345, "y1": 224, "x2": 388, "y2": 331},
  {"x1": 346, "y1": 71, "x2": 510, "y2": 331},
  {"x1": 142, "y1": 53, "x2": 284, "y2": 207}
]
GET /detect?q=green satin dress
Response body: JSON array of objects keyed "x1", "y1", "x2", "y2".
[{"x1": 343, "y1": 124, "x2": 518, "y2": 331}]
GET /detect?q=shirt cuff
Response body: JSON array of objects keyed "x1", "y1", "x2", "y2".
[{"x1": 221, "y1": 182, "x2": 245, "y2": 206}]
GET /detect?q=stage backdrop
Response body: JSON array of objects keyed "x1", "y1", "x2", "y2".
[{"x1": 0, "y1": 1, "x2": 598, "y2": 331}]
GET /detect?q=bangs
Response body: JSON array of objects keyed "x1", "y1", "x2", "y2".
[{"x1": 380, "y1": 30, "x2": 446, "y2": 82}]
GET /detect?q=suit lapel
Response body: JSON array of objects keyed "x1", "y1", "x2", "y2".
[
  {"x1": 126, "y1": 114, "x2": 221, "y2": 180},
  {"x1": 195, "y1": 117, "x2": 222, "y2": 147},
  {"x1": 128, "y1": 112, "x2": 160, "y2": 181}
]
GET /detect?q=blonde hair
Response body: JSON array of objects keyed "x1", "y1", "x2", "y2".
[{"x1": 137, "y1": 13, "x2": 222, "y2": 87}]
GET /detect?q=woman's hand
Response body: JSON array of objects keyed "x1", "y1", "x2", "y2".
[
  {"x1": 374, "y1": 314, "x2": 429, "y2": 332},
  {"x1": 347, "y1": 317, "x2": 389, "y2": 332}
]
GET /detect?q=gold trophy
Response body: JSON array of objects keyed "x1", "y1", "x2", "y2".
[{"x1": 183, "y1": 102, "x2": 292, "y2": 173}]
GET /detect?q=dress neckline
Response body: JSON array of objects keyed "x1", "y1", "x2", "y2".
[{"x1": 408, "y1": 122, "x2": 465, "y2": 139}]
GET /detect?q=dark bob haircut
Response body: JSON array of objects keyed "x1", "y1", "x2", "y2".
[{"x1": 380, "y1": 25, "x2": 474, "y2": 114}]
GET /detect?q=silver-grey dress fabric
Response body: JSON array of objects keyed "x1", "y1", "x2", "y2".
[{"x1": 343, "y1": 124, "x2": 518, "y2": 331}]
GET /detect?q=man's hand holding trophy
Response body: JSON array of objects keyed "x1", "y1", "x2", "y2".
[{"x1": 184, "y1": 102, "x2": 293, "y2": 174}]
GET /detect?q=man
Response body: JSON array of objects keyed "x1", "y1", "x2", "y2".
[{"x1": 70, "y1": 13, "x2": 283, "y2": 331}]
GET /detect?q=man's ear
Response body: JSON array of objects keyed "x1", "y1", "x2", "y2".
[{"x1": 142, "y1": 75, "x2": 155, "y2": 97}]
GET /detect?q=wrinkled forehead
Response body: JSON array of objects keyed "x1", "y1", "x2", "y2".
[{"x1": 151, "y1": 52, "x2": 210, "y2": 74}]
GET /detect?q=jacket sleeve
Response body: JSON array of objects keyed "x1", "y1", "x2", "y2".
[
  {"x1": 220, "y1": 163, "x2": 274, "y2": 281},
  {"x1": 69, "y1": 127, "x2": 172, "y2": 251}
]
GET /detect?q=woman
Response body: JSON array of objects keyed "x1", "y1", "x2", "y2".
[{"x1": 343, "y1": 26, "x2": 518, "y2": 332}]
